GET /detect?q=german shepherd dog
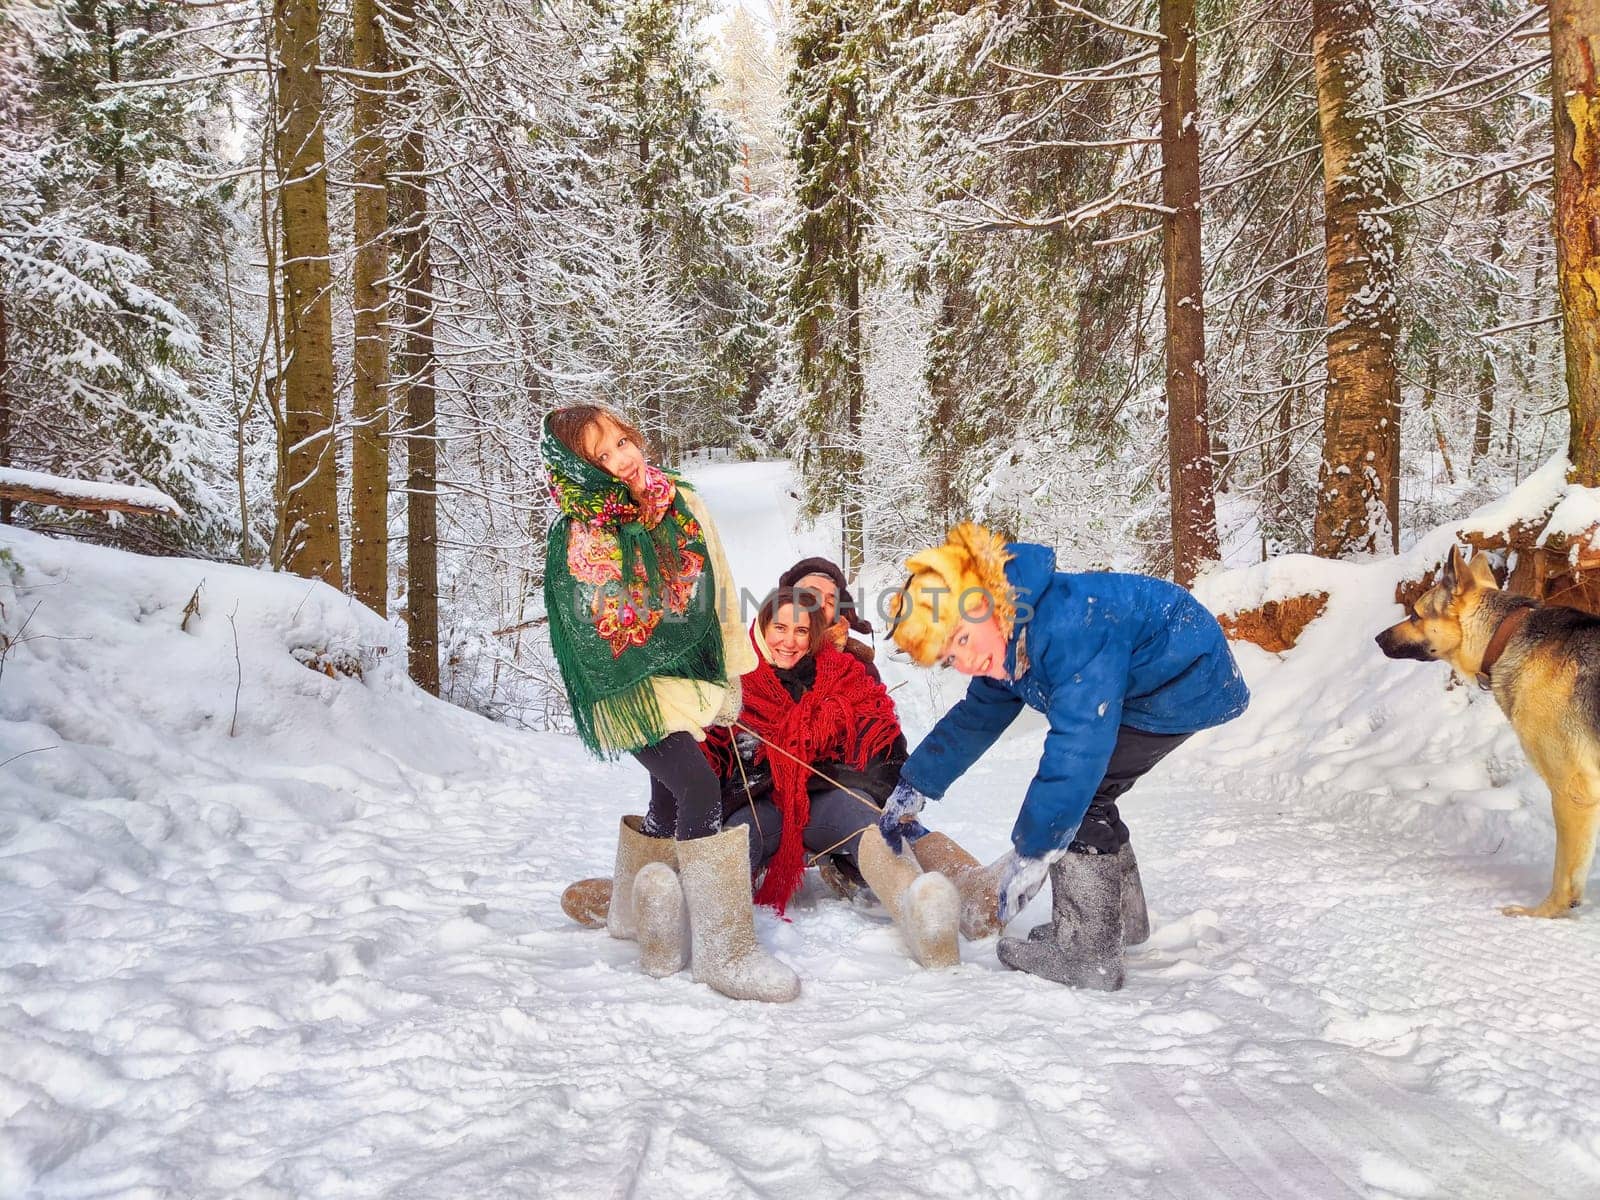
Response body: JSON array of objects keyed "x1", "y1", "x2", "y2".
[{"x1": 1376, "y1": 546, "x2": 1600, "y2": 918}]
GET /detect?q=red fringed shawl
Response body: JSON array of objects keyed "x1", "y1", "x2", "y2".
[{"x1": 703, "y1": 638, "x2": 903, "y2": 913}]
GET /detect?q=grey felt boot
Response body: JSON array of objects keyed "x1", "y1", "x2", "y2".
[
  {"x1": 1119, "y1": 842, "x2": 1150, "y2": 946},
  {"x1": 1027, "y1": 842, "x2": 1150, "y2": 947},
  {"x1": 676, "y1": 825, "x2": 800, "y2": 1002},
  {"x1": 633, "y1": 862, "x2": 689, "y2": 978},
  {"x1": 998, "y1": 850, "x2": 1124, "y2": 990},
  {"x1": 605, "y1": 815, "x2": 677, "y2": 941},
  {"x1": 856, "y1": 825, "x2": 961, "y2": 968}
]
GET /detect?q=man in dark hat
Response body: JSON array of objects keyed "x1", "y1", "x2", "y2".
[{"x1": 778, "y1": 556, "x2": 880, "y2": 681}]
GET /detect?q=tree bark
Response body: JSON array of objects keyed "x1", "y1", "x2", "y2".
[
  {"x1": 1472, "y1": 353, "x2": 1495, "y2": 466},
  {"x1": 1551, "y1": 0, "x2": 1600, "y2": 486},
  {"x1": 105, "y1": 8, "x2": 129, "y2": 232},
  {"x1": 1310, "y1": 0, "x2": 1401, "y2": 557},
  {"x1": 1160, "y1": 0, "x2": 1218, "y2": 586},
  {"x1": 789, "y1": 0, "x2": 872, "y2": 578},
  {"x1": 1473, "y1": 180, "x2": 1514, "y2": 470},
  {"x1": 393, "y1": 0, "x2": 440, "y2": 696},
  {"x1": 272, "y1": 0, "x2": 342, "y2": 585},
  {"x1": 842, "y1": 205, "x2": 865, "y2": 578},
  {"x1": 348, "y1": 0, "x2": 390, "y2": 613}
]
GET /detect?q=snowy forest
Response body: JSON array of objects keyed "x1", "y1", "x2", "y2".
[
  {"x1": 3, "y1": 0, "x2": 1597, "y2": 729},
  {"x1": 10, "y1": 2, "x2": 1600, "y2": 1194}
]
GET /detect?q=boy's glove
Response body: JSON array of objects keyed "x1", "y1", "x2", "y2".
[
  {"x1": 877, "y1": 781, "x2": 930, "y2": 852},
  {"x1": 996, "y1": 848, "x2": 1063, "y2": 927},
  {"x1": 733, "y1": 729, "x2": 761, "y2": 765}
]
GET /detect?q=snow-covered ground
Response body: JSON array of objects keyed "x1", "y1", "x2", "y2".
[{"x1": 3, "y1": 461, "x2": 1600, "y2": 1198}]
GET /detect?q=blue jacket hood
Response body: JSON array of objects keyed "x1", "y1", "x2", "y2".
[{"x1": 1002, "y1": 542, "x2": 1056, "y2": 642}]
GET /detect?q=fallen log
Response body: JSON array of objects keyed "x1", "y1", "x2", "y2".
[{"x1": 0, "y1": 467, "x2": 183, "y2": 519}]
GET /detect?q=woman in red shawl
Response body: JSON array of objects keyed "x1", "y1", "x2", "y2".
[{"x1": 701, "y1": 588, "x2": 963, "y2": 967}]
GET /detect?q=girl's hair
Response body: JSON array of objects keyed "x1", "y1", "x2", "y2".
[
  {"x1": 757, "y1": 587, "x2": 825, "y2": 657},
  {"x1": 548, "y1": 404, "x2": 651, "y2": 467}
]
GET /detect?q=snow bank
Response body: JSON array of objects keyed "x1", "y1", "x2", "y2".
[
  {"x1": 4, "y1": 463, "x2": 1600, "y2": 1198},
  {"x1": 1191, "y1": 470, "x2": 1564, "y2": 867},
  {"x1": 0, "y1": 525, "x2": 562, "y2": 1195}
]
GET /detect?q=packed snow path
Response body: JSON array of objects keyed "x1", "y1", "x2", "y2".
[{"x1": 3, "y1": 462, "x2": 1600, "y2": 1197}]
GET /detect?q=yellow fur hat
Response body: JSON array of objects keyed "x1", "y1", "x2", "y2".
[{"x1": 889, "y1": 522, "x2": 1017, "y2": 666}]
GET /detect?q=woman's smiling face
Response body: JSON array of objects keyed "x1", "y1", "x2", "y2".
[{"x1": 762, "y1": 603, "x2": 813, "y2": 669}]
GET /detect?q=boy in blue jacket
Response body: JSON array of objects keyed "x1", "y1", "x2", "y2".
[{"x1": 881, "y1": 523, "x2": 1248, "y2": 989}]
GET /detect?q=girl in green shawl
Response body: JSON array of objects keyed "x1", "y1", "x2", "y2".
[{"x1": 543, "y1": 405, "x2": 798, "y2": 1003}]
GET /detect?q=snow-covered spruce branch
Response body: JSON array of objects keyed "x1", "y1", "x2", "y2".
[
  {"x1": 1050, "y1": 0, "x2": 1163, "y2": 43},
  {"x1": 991, "y1": 136, "x2": 1162, "y2": 154},
  {"x1": 991, "y1": 53, "x2": 1161, "y2": 88},
  {"x1": 92, "y1": 63, "x2": 268, "y2": 91},
  {"x1": 1380, "y1": 153, "x2": 1547, "y2": 216},
  {"x1": 1093, "y1": 223, "x2": 1162, "y2": 248},
  {"x1": 1372, "y1": 55, "x2": 1549, "y2": 118},
  {"x1": 1447, "y1": 6, "x2": 1550, "y2": 79},
  {"x1": 1214, "y1": 413, "x2": 1325, "y2": 490},
  {"x1": 1476, "y1": 312, "x2": 1561, "y2": 339},
  {"x1": 1203, "y1": 139, "x2": 1321, "y2": 197}
]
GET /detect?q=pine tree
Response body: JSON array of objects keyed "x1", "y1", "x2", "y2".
[
  {"x1": 348, "y1": 0, "x2": 391, "y2": 614},
  {"x1": 596, "y1": 0, "x2": 771, "y2": 453},
  {"x1": 272, "y1": 0, "x2": 342, "y2": 585},
  {"x1": 391, "y1": 0, "x2": 439, "y2": 695},
  {"x1": 1551, "y1": 0, "x2": 1600, "y2": 487},
  {"x1": 1, "y1": 0, "x2": 238, "y2": 554},
  {"x1": 1310, "y1": 0, "x2": 1401, "y2": 557},
  {"x1": 1159, "y1": 0, "x2": 1218, "y2": 585},
  {"x1": 787, "y1": 0, "x2": 877, "y2": 573}
]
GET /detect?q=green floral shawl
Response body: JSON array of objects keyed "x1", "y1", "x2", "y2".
[{"x1": 541, "y1": 415, "x2": 725, "y2": 757}]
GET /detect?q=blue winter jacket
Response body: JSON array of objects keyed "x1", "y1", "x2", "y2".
[{"x1": 900, "y1": 542, "x2": 1249, "y2": 858}]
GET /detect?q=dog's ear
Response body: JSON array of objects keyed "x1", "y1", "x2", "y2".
[
  {"x1": 1467, "y1": 553, "x2": 1499, "y2": 590},
  {"x1": 1438, "y1": 546, "x2": 1464, "y2": 592}
]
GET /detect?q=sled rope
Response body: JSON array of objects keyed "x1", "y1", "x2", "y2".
[{"x1": 729, "y1": 719, "x2": 888, "y2": 867}]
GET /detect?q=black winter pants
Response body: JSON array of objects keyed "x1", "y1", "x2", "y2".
[
  {"x1": 636, "y1": 732, "x2": 723, "y2": 841},
  {"x1": 1067, "y1": 725, "x2": 1193, "y2": 855},
  {"x1": 725, "y1": 788, "x2": 878, "y2": 872}
]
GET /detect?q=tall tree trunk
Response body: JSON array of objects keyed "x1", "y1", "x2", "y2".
[
  {"x1": 348, "y1": 0, "x2": 390, "y2": 613},
  {"x1": 393, "y1": 0, "x2": 440, "y2": 696},
  {"x1": 927, "y1": 284, "x2": 965, "y2": 534},
  {"x1": 1274, "y1": 380, "x2": 1295, "y2": 540},
  {"x1": 0, "y1": 294, "x2": 11, "y2": 527},
  {"x1": 1310, "y1": 0, "x2": 1401, "y2": 557},
  {"x1": 104, "y1": 8, "x2": 129, "y2": 232},
  {"x1": 1472, "y1": 353, "x2": 1495, "y2": 466},
  {"x1": 1160, "y1": 0, "x2": 1218, "y2": 586},
  {"x1": 842, "y1": 207, "x2": 864, "y2": 577},
  {"x1": 1551, "y1": 0, "x2": 1600, "y2": 486},
  {"x1": 788, "y1": 0, "x2": 874, "y2": 579},
  {"x1": 1473, "y1": 180, "x2": 1513, "y2": 470},
  {"x1": 272, "y1": 0, "x2": 342, "y2": 585}
]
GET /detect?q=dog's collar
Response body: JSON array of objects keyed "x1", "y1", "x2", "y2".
[{"x1": 1477, "y1": 604, "x2": 1535, "y2": 686}]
